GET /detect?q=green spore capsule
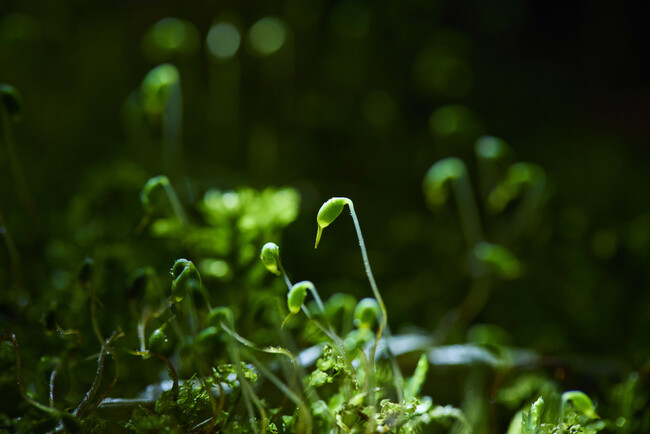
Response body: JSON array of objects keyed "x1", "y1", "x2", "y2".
[
  {"x1": 0, "y1": 83, "x2": 23, "y2": 121},
  {"x1": 141, "y1": 63, "x2": 180, "y2": 116},
  {"x1": 561, "y1": 390, "x2": 599, "y2": 420},
  {"x1": 315, "y1": 197, "x2": 350, "y2": 248},
  {"x1": 196, "y1": 326, "x2": 221, "y2": 355},
  {"x1": 473, "y1": 242, "x2": 522, "y2": 279},
  {"x1": 260, "y1": 242, "x2": 281, "y2": 275},
  {"x1": 140, "y1": 175, "x2": 170, "y2": 213},
  {"x1": 487, "y1": 162, "x2": 545, "y2": 213},
  {"x1": 207, "y1": 306, "x2": 234, "y2": 329},
  {"x1": 422, "y1": 157, "x2": 466, "y2": 206},
  {"x1": 148, "y1": 327, "x2": 169, "y2": 354},
  {"x1": 287, "y1": 281, "x2": 313, "y2": 314},
  {"x1": 170, "y1": 258, "x2": 202, "y2": 302},
  {"x1": 353, "y1": 297, "x2": 380, "y2": 329}
]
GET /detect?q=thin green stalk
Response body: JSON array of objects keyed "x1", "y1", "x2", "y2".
[
  {"x1": 244, "y1": 349, "x2": 314, "y2": 434},
  {"x1": 316, "y1": 198, "x2": 404, "y2": 404},
  {"x1": 242, "y1": 349, "x2": 304, "y2": 410},
  {"x1": 151, "y1": 352, "x2": 179, "y2": 400},
  {"x1": 1, "y1": 333, "x2": 60, "y2": 416},
  {"x1": 162, "y1": 80, "x2": 183, "y2": 179},
  {"x1": 0, "y1": 103, "x2": 34, "y2": 213},
  {"x1": 90, "y1": 297, "x2": 104, "y2": 346},
  {"x1": 74, "y1": 329, "x2": 124, "y2": 418},
  {"x1": 346, "y1": 202, "x2": 386, "y2": 354},
  {"x1": 346, "y1": 201, "x2": 386, "y2": 406},
  {"x1": 221, "y1": 323, "x2": 297, "y2": 369},
  {"x1": 225, "y1": 338, "x2": 264, "y2": 434},
  {"x1": 50, "y1": 327, "x2": 83, "y2": 408},
  {"x1": 0, "y1": 206, "x2": 23, "y2": 295},
  {"x1": 276, "y1": 256, "x2": 352, "y2": 374},
  {"x1": 162, "y1": 180, "x2": 188, "y2": 226},
  {"x1": 451, "y1": 173, "x2": 484, "y2": 247}
]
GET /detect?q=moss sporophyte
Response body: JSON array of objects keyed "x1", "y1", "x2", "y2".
[{"x1": 0, "y1": 167, "x2": 631, "y2": 433}]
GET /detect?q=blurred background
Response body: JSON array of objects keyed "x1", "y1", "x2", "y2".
[{"x1": 1, "y1": 0, "x2": 650, "y2": 420}]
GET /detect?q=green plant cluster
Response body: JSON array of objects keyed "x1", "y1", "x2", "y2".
[
  {"x1": 1, "y1": 6, "x2": 650, "y2": 431},
  {"x1": 1, "y1": 169, "x2": 649, "y2": 432}
]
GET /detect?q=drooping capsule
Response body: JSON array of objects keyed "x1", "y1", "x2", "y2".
[
  {"x1": 206, "y1": 306, "x2": 234, "y2": 329},
  {"x1": 0, "y1": 83, "x2": 23, "y2": 121},
  {"x1": 422, "y1": 157, "x2": 467, "y2": 207},
  {"x1": 260, "y1": 242, "x2": 281, "y2": 275},
  {"x1": 561, "y1": 391, "x2": 599, "y2": 420},
  {"x1": 473, "y1": 242, "x2": 521, "y2": 280},
  {"x1": 148, "y1": 327, "x2": 170, "y2": 354},
  {"x1": 170, "y1": 258, "x2": 202, "y2": 302},
  {"x1": 353, "y1": 297, "x2": 380, "y2": 329},
  {"x1": 140, "y1": 175, "x2": 170, "y2": 214},
  {"x1": 287, "y1": 281, "x2": 312, "y2": 314},
  {"x1": 315, "y1": 197, "x2": 350, "y2": 248},
  {"x1": 141, "y1": 63, "x2": 180, "y2": 116}
]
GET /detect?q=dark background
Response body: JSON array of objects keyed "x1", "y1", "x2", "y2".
[{"x1": 1, "y1": 0, "x2": 650, "y2": 375}]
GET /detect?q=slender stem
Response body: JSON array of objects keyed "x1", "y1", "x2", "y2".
[
  {"x1": 1, "y1": 333, "x2": 59, "y2": 416},
  {"x1": 0, "y1": 206, "x2": 23, "y2": 297},
  {"x1": 451, "y1": 173, "x2": 484, "y2": 247},
  {"x1": 50, "y1": 327, "x2": 83, "y2": 408},
  {"x1": 243, "y1": 350, "x2": 304, "y2": 408},
  {"x1": 0, "y1": 107, "x2": 34, "y2": 213},
  {"x1": 225, "y1": 339, "x2": 263, "y2": 434},
  {"x1": 137, "y1": 317, "x2": 147, "y2": 353},
  {"x1": 300, "y1": 302, "x2": 355, "y2": 376},
  {"x1": 197, "y1": 375, "x2": 219, "y2": 432},
  {"x1": 383, "y1": 324, "x2": 405, "y2": 403},
  {"x1": 49, "y1": 369, "x2": 57, "y2": 407},
  {"x1": 151, "y1": 352, "x2": 179, "y2": 400},
  {"x1": 90, "y1": 296, "x2": 104, "y2": 346},
  {"x1": 345, "y1": 201, "x2": 407, "y2": 404},
  {"x1": 277, "y1": 257, "x2": 352, "y2": 375},
  {"x1": 162, "y1": 80, "x2": 183, "y2": 179},
  {"x1": 90, "y1": 353, "x2": 121, "y2": 414},
  {"x1": 74, "y1": 329, "x2": 123, "y2": 418},
  {"x1": 346, "y1": 201, "x2": 385, "y2": 406},
  {"x1": 244, "y1": 350, "x2": 313, "y2": 434},
  {"x1": 221, "y1": 323, "x2": 297, "y2": 369},
  {"x1": 277, "y1": 260, "x2": 292, "y2": 291},
  {"x1": 162, "y1": 181, "x2": 188, "y2": 226}
]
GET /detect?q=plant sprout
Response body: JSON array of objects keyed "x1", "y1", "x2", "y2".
[
  {"x1": 0, "y1": 83, "x2": 34, "y2": 224},
  {"x1": 314, "y1": 197, "x2": 403, "y2": 407},
  {"x1": 423, "y1": 158, "x2": 484, "y2": 247},
  {"x1": 140, "y1": 175, "x2": 188, "y2": 225},
  {"x1": 141, "y1": 64, "x2": 183, "y2": 176}
]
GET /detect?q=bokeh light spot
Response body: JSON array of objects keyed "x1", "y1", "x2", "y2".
[
  {"x1": 207, "y1": 22, "x2": 241, "y2": 60},
  {"x1": 142, "y1": 17, "x2": 199, "y2": 61},
  {"x1": 248, "y1": 17, "x2": 286, "y2": 56},
  {"x1": 429, "y1": 105, "x2": 480, "y2": 137}
]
